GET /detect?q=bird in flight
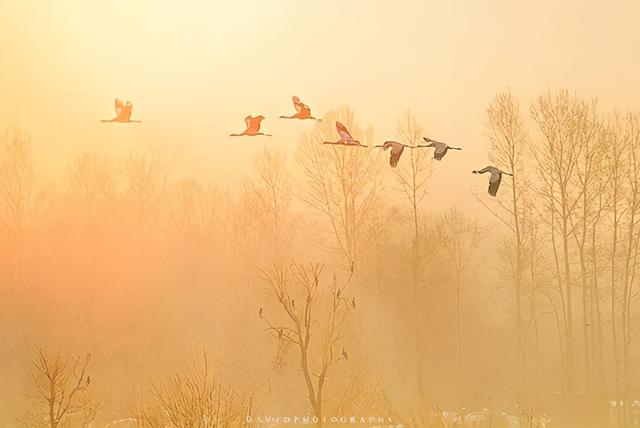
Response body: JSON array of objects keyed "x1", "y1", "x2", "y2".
[
  {"x1": 342, "y1": 347, "x2": 349, "y2": 360},
  {"x1": 101, "y1": 98, "x2": 141, "y2": 123},
  {"x1": 472, "y1": 166, "x2": 513, "y2": 196},
  {"x1": 323, "y1": 122, "x2": 367, "y2": 147},
  {"x1": 374, "y1": 141, "x2": 427, "y2": 168},
  {"x1": 418, "y1": 137, "x2": 461, "y2": 161},
  {"x1": 230, "y1": 115, "x2": 271, "y2": 137},
  {"x1": 280, "y1": 96, "x2": 321, "y2": 122},
  {"x1": 259, "y1": 307, "x2": 263, "y2": 318}
]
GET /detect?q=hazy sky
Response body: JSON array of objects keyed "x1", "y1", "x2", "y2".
[{"x1": 1, "y1": 0, "x2": 639, "y2": 200}]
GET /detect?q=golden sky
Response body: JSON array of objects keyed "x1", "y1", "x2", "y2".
[{"x1": 1, "y1": 0, "x2": 639, "y2": 199}]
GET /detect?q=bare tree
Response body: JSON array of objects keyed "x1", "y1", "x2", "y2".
[
  {"x1": 24, "y1": 349, "x2": 95, "y2": 428},
  {"x1": 135, "y1": 350, "x2": 254, "y2": 428},
  {"x1": 67, "y1": 153, "x2": 116, "y2": 212},
  {"x1": 241, "y1": 148, "x2": 295, "y2": 259},
  {"x1": 566, "y1": 100, "x2": 604, "y2": 393},
  {"x1": 530, "y1": 90, "x2": 592, "y2": 392},
  {"x1": 296, "y1": 107, "x2": 382, "y2": 269},
  {"x1": 392, "y1": 110, "x2": 432, "y2": 271},
  {"x1": 604, "y1": 112, "x2": 628, "y2": 398},
  {"x1": 0, "y1": 128, "x2": 35, "y2": 286},
  {"x1": 125, "y1": 154, "x2": 165, "y2": 241},
  {"x1": 480, "y1": 89, "x2": 530, "y2": 383},
  {"x1": 259, "y1": 262, "x2": 355, "y2": 426},
  {"x1": 434, "y1": 208, "x2": 484, "y2": 386},
  {"x1": 617, "y1": 112, "x2": 640, "y2": 405}
]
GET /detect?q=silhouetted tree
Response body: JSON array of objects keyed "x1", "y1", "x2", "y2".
[
  {"x1": 259, "y1": 262, "x2": 355, "y2": 426},
  {"x1": 22, "y1": 349, "x2": 95, "y2": 428}
]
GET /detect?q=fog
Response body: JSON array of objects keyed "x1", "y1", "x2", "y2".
[{"x1": 2, "y1": 1, "x2": 640, "y2": 427}]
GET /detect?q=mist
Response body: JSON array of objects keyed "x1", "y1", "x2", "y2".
[{"x1": 3, "y1": 1, "x2": 640, "y2": 427}]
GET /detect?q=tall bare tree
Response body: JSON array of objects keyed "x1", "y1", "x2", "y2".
[
  {"x1": 480, "y1": 89, "x2": 530, "y2": 381},
  {"x1": 604, "y1": 112, "x2": 628, "y2": 397},
  {"x1": 618, "y1": 112, "x2": 640, "y2": 404},
  {"x1": 530, "y1": 90, "x2": 592, "y2": 391},
  {"x1": 259, "y1": 262, "x2": 355, "y2": 426},
  {"x1": 392, "y1": 110, "x2": 432, "y2": 272},
  {"x1": 567, "y1": 100, "x2": 604, "y2": 392},
  {"x1": 435, "y1": 208, "x2": 484, "y2": 384},
  {"x1": 242, "y1": 148, "x2": 295, "y2": 259},
  {"x1": 296, "y1": 107, "x2": 382, "y2": 270},
  {"x1": 125, "y1": 154, "x2": 165, "y2": 241},
  {"x1": 0, "y1": 128, "x2": 35, "y2": 286}
]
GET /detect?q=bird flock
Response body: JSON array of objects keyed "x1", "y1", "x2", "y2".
[{"x1": 101, "y1": 96, "x2": 513, "y2": 196}]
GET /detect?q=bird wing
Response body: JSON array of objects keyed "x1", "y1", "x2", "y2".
[
  {"x1": 292, "y1": 96, "x2": 302, "y2": 113},
  {"x1": 433, "y1": 144, "x2": 448, "y2": 160},
  {"x1": 244, "y1": 115, "x2": 253, "y2": 129},
  {"x1": 115, "y1": 98, "x2": 124, "y2": 115},
  {"x1": 336, "y1": 121, "x2": 354, "y2": 142},
  {"x1": 488, "y1": 173, "x2": 502, "y2": 196},
  {"x1": 389, "y1": 146, "x2": 404, "y2": 167},
  {"x1": 384, "y1": 140, "x2": 402, "y2": 150},
  {"x1": 293, "y1": 96, "x2": 310, "y2": 114}
]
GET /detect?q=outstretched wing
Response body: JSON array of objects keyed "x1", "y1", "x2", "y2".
[
  {"x1": 488, "y1": 173, "x2": 502, "y2": 196},
  {"x1": 244, "y1": 115, "x2": 253, "y2": 129},
  {"x1": 433, "y1": 144, "x2": 448, "y2": 160},
  {"x1": 292, "y1": 96, "x2": 303, "y2": 113},
  {"x1": 389, "y1": 148, "x2": 403, "y2": 167},
  {"x1": 336, "y1": 121, "x2": 354, "y2": 142},
  {"x1": 115, "y1": 98, "x2": 124, "y2": 115}
]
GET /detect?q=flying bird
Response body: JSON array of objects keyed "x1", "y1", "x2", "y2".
[
  {"x1": 342, "y1": 347, "x2": 349, "y2": 360},
  {"x1": 101, "y1": 98, "x2": 141, "y2": 123},
  {"x1": 323, "y1": 122, "x2": 367, "y2": 147},
  {"x1": 419, "y1": 137, "x2": 461, "y2": 161},
  {"x1": 374, "y1": 141, "x2": 428, "y2": 168},
  {"x1": 230, "y1": 115, "x2": 271, "y2": 137},
  {"x1": 259, "y1": 307, "x2": 263, "y2": 318},
  {"x1": 280, "y1": 96, "x2": 321, "y2": 121},
  {"x1": 351, "y1": 297, "x2": 356, "y2": 309},
  {"x1": 472, "y1": 166, "x2": 513, "y2": 197}
]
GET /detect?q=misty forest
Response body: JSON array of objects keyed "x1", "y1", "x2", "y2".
[{"x1": 3, "y1": 88, "x2": 640, "y2": 427}]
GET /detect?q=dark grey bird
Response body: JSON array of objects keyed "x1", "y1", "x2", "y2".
[
  {"x1": 259, "y1": 307, "x2": 263, "y2": 318},
  {"x1": 351, "y1": 297, "x2": 356, "y2": 309},
  {"x1": 342, "y1": 347, "x2": 349, "y2": 360},
  {"x1": 418, "y1": 137, "x2": 461, "y2": 161},
  {"x1": 374, "y1": 141, "x2": 425, "y2": 168},
  {"x1": 472, "y1": 166, "x2": 513, "y2": 197}
]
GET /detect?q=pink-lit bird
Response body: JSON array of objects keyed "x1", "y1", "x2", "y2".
[
  {"x1": 230, "y1": 115, "x2": 271, "y2": 137},
  {"x1": 323, "y1": 121, "x2": 367, "y2": 147},
  {"x1": 101, "y1": 98, "x2": 141, "y2": 123},
  {"x1": 280, "y1": 96, "x2": 321, "y2": 122}
]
